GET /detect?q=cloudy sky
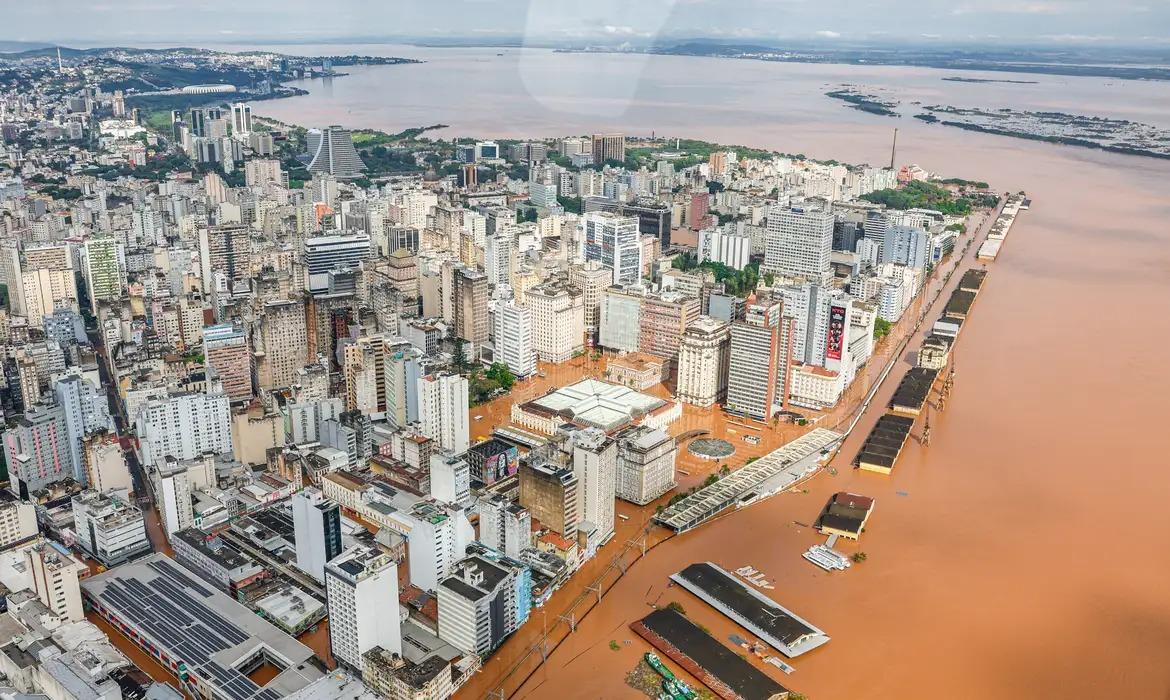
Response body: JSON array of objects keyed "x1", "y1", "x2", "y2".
[{"x1": 2, "y1": 0, "x2": 1165, "y2": 47}]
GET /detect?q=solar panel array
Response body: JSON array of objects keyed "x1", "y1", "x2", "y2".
[{"x1": 91, "y1": 558, "x2": 284, "y2": 700}]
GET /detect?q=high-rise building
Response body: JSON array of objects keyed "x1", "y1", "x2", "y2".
[
  {"x1": 293, "y1": 487, "x2": 343, "y2": 583},
  {"x1": 676, "y1": 316, "x2": 731, "y2": 407},
  {"x1": 518, "y1": 459, "x2": 578, "y2": 538},
  {"x1": 134, "y1": 391, "x2": 233, "y2": 469},
  {"x1": 71, "y1": 490, "x2": 150, "y2": 567},
  {"x1": 614, "y1": 426, "x2": 676, "y2": 506},
  {"x1": 198, "y1": 223, "x2": 250, "y2": 293},
  {"x1": 437, "y1": 555, "x2": 520, "y2": 656},
  {"x1": 26, "y1": 539, "x2": 87, "y2": 622},
  {"x1": 526, "y1": 278, "x2": 584, "y2": 363},
  {"x1": 492, "y1": 299, "x2": 536, "y2": 379},
  {"x1": 304, "y1": 233, "x2": 371, "y2": 294},
  {"x1": 53, "y1": 371, "x2": 112, "y2": 485},
  {"x1": 584, "y1": 212, "x2": 642, "y2": 286},
  {"x1": 255, "y1": 299, "x2": 308, "y2": 391},
  {"x1": 3, "y1": 404, "x2": 72, "y2": 498},
  {"x1": 726, "y1": 299, "x2": 783, "y2": 421},
  {"x1": 452, "y1": 267, "x2": 488, "y2": 347},
  {"x1": 568, "y1": 261, "x2": 612, "y2": 342},
  {"x1": 21, "y1": 267, "x2": 78, "y2": 327},
  {"x1": 475, "y1": 494, "x2": 531, "y2": 559},
  {"x1": 572, "y1": 428, "x2": 617, "y2": 549},
  {"x1": 203, "y1": 323, "x2": 253, "y2": 403},
  {"x1": 399, "y1": 501, "x2": 472, "y2": 593},
  {"x1": 882, "y1": 225, "x2": 931, "y2": 270},
  {"x1": 0, "y1": 497, "x2": 38, "y2": 549},
  {"x1": 83, "y1": 237, "x2": 123, "y2": 310},
  {"x1": 419, "y1": 373, "x2": 469, "y2": 454},
  {"x1": 763, "y1": 206, "x2": 834, "y2": 280},
  {"x1": 305, "y1": 126, "x2": 367, "y2": 178},
  {"x1": 326, "y1": 545, "x2": 402, "y2": 667},
  {"x1": 698, "y1": 226, "x2": 752, "y2": 270},
  {"x1": 430, "y1": 453, "x2": 471, "y2": 508},
  {"x1": 590, "y1": 133, "x2": 625, "y2": 165},
  {"x1": 231, "y1": 102, "x2": 252, "y2": 136}
]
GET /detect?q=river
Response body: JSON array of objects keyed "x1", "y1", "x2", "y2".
[{"x1": 237, "y1": 45, "x2": 1170, "y2": 699}]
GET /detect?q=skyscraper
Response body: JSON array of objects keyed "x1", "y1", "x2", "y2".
[
  {"x1": 493, "y1": 298, "x2": 536, "y2": 379},
  {"x1": 83, "y1": 237, "x2": 122, "y2": 311},
  {"x1": 572, "y1": 428, "x2": 617, "y2": 550},
  {"x1": 725, "y1": 299, "x2": 782, "y2": 421},
  {"x1": 230, "y1": 102, "x2": 252, "y2": 136},
  {"x1": 326, "y1": 545, "x2": 402, "y2": 667},
  {"x1": 293, "y1": 487, "x2": 343, "y2": 583},
  {"x1": 584, "y1": 212, "x2": 642, "y2": 286},
  {"x1": 305, "y1": 126, "x2": 367, "y2": 178},
  {"x1": 763, "y1": 206, "x2": 835, "y2": 280},
  {"x1": 203, "y1": 323, "x2": 253, "y2": 403},
  {"x1": 419, "y1": 373, "x2": 469, "y2": 454}
]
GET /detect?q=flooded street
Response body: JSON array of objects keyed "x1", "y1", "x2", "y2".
[{"x1": 231, "y1": 46, "x2": 1170, "y2": 699}]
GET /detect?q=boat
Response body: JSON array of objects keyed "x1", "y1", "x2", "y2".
[
  {"x1": 645, "y1": 653, "x2": 676, "y2": 681},
  {"x1": 662, "y1": 679, "x2": 688, "y2": 700}
]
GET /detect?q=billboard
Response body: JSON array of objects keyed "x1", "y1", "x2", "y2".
[
  {"x1": 482, "y1": 446, "x2": 520, "y2": 485},
  {"x1": 826, "y1": 305, "x2": 847, "y2": 361}
]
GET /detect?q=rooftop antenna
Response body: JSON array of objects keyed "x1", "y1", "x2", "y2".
[
  {"x1": 889, "y1": 128, "x2": 898, "y2": 170},
  {"x1": 57, "y1": 47, "x2": 63, "y2": 73}
]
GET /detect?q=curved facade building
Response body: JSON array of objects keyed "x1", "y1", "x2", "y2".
[{"x1": 304, "y1": 125, "x2": 367, "y2": 178}]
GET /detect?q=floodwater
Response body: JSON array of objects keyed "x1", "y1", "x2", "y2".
[{"x1": 234, "y1": 46, "x2": 1170, "y2": 699}]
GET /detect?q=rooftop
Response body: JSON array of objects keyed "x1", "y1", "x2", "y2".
[{"x1": 521, "y1": 379, "x2": 671, "y2": 432}]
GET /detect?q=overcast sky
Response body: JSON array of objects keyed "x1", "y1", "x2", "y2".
[{"x1": 2, "y1": 0, "x2": 1166, "y2": 48}]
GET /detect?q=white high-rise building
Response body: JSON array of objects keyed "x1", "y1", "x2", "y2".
[
  {"x1": 71, "y1": 490, "x2": 150, "y2": 567},
  {"x1": 396, "y1": 501, "x2": 473, "y2": 593},
  {"x1": 293, "y1": 487, "x2": 343, "y2": 583},
  {"x1": 230, "y1": 102, "x2": 252, "y2": 136},
  {"x1": 0, "y1": 499, "x2": 38, "y2": 549},
  {"x1": 882, "y1": 225, "x2": 931, "y2": 270},
  {"x1": 82, "y1": 237, "x2": 123, "y2": 310},
  {"x1": 697, "y1": 226, "x2": 751, "y2": 270},
  {"x1": 526, "y1": 278, "x2": 584, "y2": 363},
  {"x1": 134, "y1": 390, "x2": 233, "y2": 469},
  {"x1": 492, "y1": 299, "x2": 536, "y2": 378},
  {"x1": 614, "y1": 426, "x2": 676, "y2": 506},
  {"x1": 419, "y1": 373, "x2": 469, "y2": 454},
  {"x1": 305, "y1": 125, "x2": 366, "y2": 178},
  {"x1": 572, "y1": 428, "x2": 617, "y2": 550},
  {"x1": 484, "y1": 228, "x2": 515, "y2": 286},
  {"x1": 474, "y1": 495, "x2": 531, "y2": 559},
  {"x1": 763, "y1": 206, "x2": 834, "y2": 280},
  {"x1": 26, "y1": 540, "x2": 87, "y2": 623},
  {"x1": 325, "y1": 545, "x2": 402, "y2": 667},
  {"x1": 584, "y1": 212, "x2": 642, "y2": 286},
  {"x1": 430, "y1": 453, "x2": 471, "y2": 508}
]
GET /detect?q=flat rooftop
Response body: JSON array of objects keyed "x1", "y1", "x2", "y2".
[
  {"x1": 82, "y1": 554, "x2": 322, "y2": 700},
  {"x1": 633, "y1": 608, "x2": 789, "y2": 700},
  {"x1": 671, "y1": 562, "x2": 829, "y2": 658}
]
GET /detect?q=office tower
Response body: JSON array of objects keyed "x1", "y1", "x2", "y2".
[
  {"x1": 583, "y1": 197, "x2": 673, "y2": 249},
  {"x1": 475, "y1": 494, "x2": 531, "y2": 559},
  {"x1": 3, "y1": 404, "x2": 72, "y2": 498},
  {"x1": 584, "y1": 212, "x2": 642, "y2": 286},
  {"x1": 519, "y1": 459, "x2": 578, "y2": 538},
  {"x1": 689, "y1": 192, "x2": 711, "y2": 230},
  {"x1": 26, "y1": 540, "x2": 87, "y2": 622},
  {"x1": 42, "y1": 308, "x2": 85, "y2": 348},
  {"x1": 492, "y1": 299, "x2": 536, "y2": 379},
  {"x1": 71, "y1": 490, "x2": 150, "y2": 567},
  {"x1": 676, "y1": 316, "x2": 731, "y2": 407},
  {"x1": 305, "y1": 126, "x2": 367, "y2": 178},
  {"x1": 599, "y1": 287, "x2": 642, "y2": 353},
  {"x1": 83, "y1": 237, "x2": 122, "y2": 309},
  {"x1": 568, "y1": 261, "x2": 611, "y2": 341},
  {"x1": 203, "y1": 323, "x2": 253, "y2": 403},
  {"x1": 293, "y1": 487, "x2": 343, "y2": 583},
  {"x1": 430, "y1": 453, "x2": 471, "y2": 508},
  {"x1": 199, "y1": 223, "x2": 249, "y2": 293},
  {"x1": 725, "y1": 299, "x2": 783, "y2": 421},
  {"x1": 231, "y1": 102, "x2": 252, "y2": 135},
  {"x1": 437, "y1": 555, "x2": 520, "y2": 656},
  {"x1": 763, "y1": 206, "x2": 835, "y2": 280},
  {"x1": 572, "y1": 428, "x2": 617, "y2": 549},
  {"x1": 526, "y1": 278, "x2": 584, "y2": 363},
  {"x1": 448, "y1": 266, "x2": 488, "y2": 347},
  {"x1": 773, "y1": 284, "x2": 857, "y2": 409},
  {"x1": 560, "y1": 136, "x2": 587, "y2": 157},
  {"x1": 343, "y1": 335, "x2": 386, "y2": 415},
  {"x1": 303, "y1": 233, "x2": 371, "y2": 294},
  {"x1": 590, "y1": 133, "x2": 625, "y2": 164},
  {"x1": 419, "y1": 373, "x2": 469, "y2": 454},
  {"x1": 614, "y1": 426, "x2": 676, "y2": 506},
  {"x1": 0, "y1": 498, "x2": 37, "y2": 549},
  {"x1": 882, "y1": 225, "x2": 931, "y2": 270},
  {"x1": 188, "y1": 107, "x2": 207, "y2": 137},
  {"x1": 134, "y1": 391, "x2": 233, "y2": 469},
  {"x1": 638, "y1": 291, "x2": 702, "y2": 373},
  {"x1": 326, "y1": 545, "x2": 402, "y2": 667},
  {"x1": 402, "y1": 501, "x2": 472, "y2": 592},
  {"x1": 111, "y1": 90, "x2": 125, "y2": 117}
]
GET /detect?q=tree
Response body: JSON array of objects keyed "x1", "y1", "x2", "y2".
[
  {"x1": 706, "y1": 180, "x2": 725, "y2": 195},
  {"x1": 485, "y1": 363, "x2": 516, "y2": 392},
  {"x1": 452, "y1": 339, "x2": 468, "y2": 371},
  {"x1": 873, "y1": 318, "x2": 892, "y2": 339}
]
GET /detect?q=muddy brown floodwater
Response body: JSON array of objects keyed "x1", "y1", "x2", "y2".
[{"x1": 238, "y1": 46, "x2": 1170, "y2": 699}]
